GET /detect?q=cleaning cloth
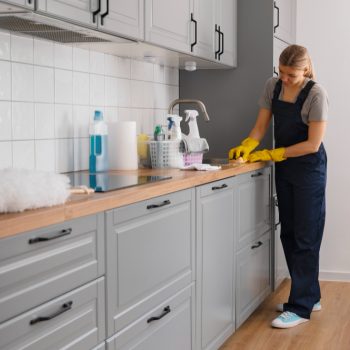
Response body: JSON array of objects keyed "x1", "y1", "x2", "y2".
[
  {"x1": 181, "y1": 134, "x2": 209, "y2": 154},
  {"x1": 0, "y1": 168, "x2": 71, "y2": 213},
  {"x1": 181, "y1": 163, "x2": 221, "y2": 171}
]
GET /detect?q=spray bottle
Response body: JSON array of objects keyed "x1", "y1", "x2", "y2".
[
  {"x1": 169, "y1": 115, "x2": 183, "y2": 140},
  {"x1": 184, "y1": 110, "x2": 200, "y2": 138}
]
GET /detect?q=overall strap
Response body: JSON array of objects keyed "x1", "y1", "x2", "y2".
[
  {"x1": 272, "y1": 79, "x2": 283, "y2": 100},
  {"x1": 296, "y1": 80, "x2": 316, "y2": 105}
]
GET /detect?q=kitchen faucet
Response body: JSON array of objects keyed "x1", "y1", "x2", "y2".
[{"x1": 168, "y1": 99, "x2": 210, "y2": 121}]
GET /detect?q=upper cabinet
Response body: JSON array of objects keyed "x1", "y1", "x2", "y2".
[
  {"x1": 215, "y1": 0, "x2": 237, "y2": 66},
  {"x1": 145, "y1": 0, "x2": 237, "y2": 67},
  {"x1": 145, "y1": 0, "x2": 193, "y2": 54},
  {"x1": 273, "y1": 0, "x2": 296, "y2": 44},
  {"x1": 36, "y1": 0, "x2": 144, "y2": 40},
  {"x1": 97, "y1": 0, "x2": 144, "y2": 41},
  {"x1": 2, "y1": 0, "x2": 34, "y2": 9}
]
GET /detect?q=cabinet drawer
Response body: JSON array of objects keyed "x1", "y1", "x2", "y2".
[
  {"x1": 198, "y1": 177, "x2": 235, "y2": 198},
  {"x1": 113, "y1": 189, "x2": 192, "y2": 224},
  {"x1": 236, "y1": 167, "x2": 271, "y2": 250},
  {"x1": 235, "y1": 232, "x2": 272, "y2": 328},
  {"x1": 106, "y1": 189, "x2": 195, "y2": 336},
  {"x1": 0, "y1": 213, "x2": 104, "y2": 323},
  {"x1": 106, "y1": 284, "x2": 194, "y2": 350},
  {"x1": 0, "y1": 277, "x2": 105, "y2": 350}
]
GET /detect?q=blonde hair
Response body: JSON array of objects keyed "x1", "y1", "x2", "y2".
[{"x1": 279, "y1": 45, "x2": 315, "y2": 79}]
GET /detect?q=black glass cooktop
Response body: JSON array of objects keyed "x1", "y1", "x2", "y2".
[{"x1": 66, "y1": 172, "x2": 172, "y2": 192}]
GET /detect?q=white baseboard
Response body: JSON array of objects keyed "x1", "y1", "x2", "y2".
[{"x1": 319, "y1": 270, "x2": 350, "y2": 282}]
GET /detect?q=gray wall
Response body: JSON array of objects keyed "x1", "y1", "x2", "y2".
[{"x1": 180, "y1": 0, "x2": 274, "y2": 158}]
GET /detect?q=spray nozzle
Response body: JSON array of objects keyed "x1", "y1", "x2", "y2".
[{"x1": 184, "y1": 109, "x2": 199, "y2": 122}]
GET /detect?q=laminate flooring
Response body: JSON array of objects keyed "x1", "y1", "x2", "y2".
[{"x1": 220, "y1": 279, "x2": 350, "y2": 350}]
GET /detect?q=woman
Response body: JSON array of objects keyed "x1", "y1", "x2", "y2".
[{"x1": 229, "y1": 45, "x2": 328, "y2": 329}]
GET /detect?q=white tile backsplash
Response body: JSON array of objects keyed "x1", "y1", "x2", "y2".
[
  {"x1": 0, "y1": 32, "x2": 179, "y2": 172},
  {"x1": 11, "y1": 35, "x2": 33, "y2": 64},
  {"x1": 0, "y1": 60, "x2": 11, "y2": 100},
  {"x1": 0, "y1": 101, "x2": 11, "y2": 140},
  {"x1": 0, "y1": 141, "x2": 12, "y2": 169},
  {"x1": 13, "y1": 140, "x2": 35, "y2": 169},
  {"x1": 12, "y1": 102, "x2": 34, "y2": 140},
  {"x1": 0, "y1": 32, "x2": 10, "y2": 60}
]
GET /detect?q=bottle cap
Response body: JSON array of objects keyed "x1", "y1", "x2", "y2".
[{"x1": 94, "y1": 110, "x2": 103, "y2": 121}]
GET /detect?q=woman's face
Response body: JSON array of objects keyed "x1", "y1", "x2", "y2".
[{"x1": 278, "y1": 65, "x2": 306, "y2": 87}]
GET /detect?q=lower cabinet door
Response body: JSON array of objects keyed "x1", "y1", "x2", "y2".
[
  {"x1": 106, "y1": 284, "x2": 194, "y2": 350},
  {"x1": 235, "y1": 232, "x2": 272, "y2": 328},
  {"x1": 0, "y1": 278, "x2": 105, "y2": 350}
]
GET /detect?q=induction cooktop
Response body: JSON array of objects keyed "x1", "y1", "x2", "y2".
[{"x1": 66, "y1": 172, "x2": 172, "y2": 192}]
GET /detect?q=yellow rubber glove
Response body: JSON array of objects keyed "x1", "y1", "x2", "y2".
[
  {"x1": 248, "y1": 148, "x2": 286, "y2": 162},
  {"x1": 228, "y1": 137, "x2": 259, "y2": 161}
]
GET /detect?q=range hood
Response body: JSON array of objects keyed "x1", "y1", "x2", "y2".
[{"x1": 0, "y1": 2, "x2": 135, "y2": 45}]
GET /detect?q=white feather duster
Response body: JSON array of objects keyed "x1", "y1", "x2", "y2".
[{"x1": 0, "y1": 168, "x2": 71, "y2": 213}]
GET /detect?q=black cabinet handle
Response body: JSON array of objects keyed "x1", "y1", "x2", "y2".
[
  {"x1": 212, "y1": 183, "x2": 228, "y2": 191},
  {"x1": 147, "y1": 200, "x2": 171, "y2": 210},
  {"x1": 219, "y1": 29, "x2": 224, "y2": 59},
  {"x1": 215, "y1": 24, "x2": 221, "y2": 59},
  {"x1": 92, "y1": 0, "x2": 101, "y2": 24},
  {"x1": 191, "y1": 13, "x2": 197, "y2": 52},
  {"x1": 147, "y1": 306, "x2": 171, "y2": 323},
  {"x1": 27, "y1": 0, "x2": 32, "y2": 4},
  {"x1": 273, "y1": 67, "x2": 278, "y2": 76},
  {"x1": 251, "y1": 241, "x2": 263, "y2": 249},
  {"x1": 30, "y1": 301, "x2": 73, "y2": 325},
  {"x1": 274, "y1": 1, "x2": 280, "y2": 33},
  {"x1": 251, "y1": 172, "x2": 263, "y2": 178},
  {"x1": 28, "y1": 228, "x2": 72, "y2": 244},
  {"x1": 100, "y1": 0, "x2": 109, "y2": 25}
]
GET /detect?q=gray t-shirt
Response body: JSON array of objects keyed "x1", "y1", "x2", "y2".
[{"x1": 258, "y1": 77, "x2": 329, "y2": 125}]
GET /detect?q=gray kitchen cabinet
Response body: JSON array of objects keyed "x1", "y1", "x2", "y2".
[
  {"x1": 192, "y1": 0, "x2": 215, "y2": 61},
  {"x1": 105, "y1": 189, "x2": 195, "y2": 338},
  {"x1": 273, "y1": 0, "x2": 296, "y2": 44},
  {"x1": 145, "y1": 0, "x2": 194, "y2": 54},
  {"x1": 214, "y1": 0, "x2": 237, "y2": 66},
  {"x1": 235, "y1": 231, "x2": 272, "y2": 328},
  {"x1": 196, "y1": 177, "x2": 235, "y2": 350},
  {"x1": 1, "y1": 0, "x2": 34, "y2": 9},
  {"x1": 98, "y1": 0, "x2": 144, "y2": 40},
  {"x1": 0, "y1": 277, "x2": 105, "y2": 350},
  {"x1": 36, "y1": 0, "x2": 98, "y2": 28},
  {"x1": 236, "y1": 167, "x2": 271, "y2": 251},
  {"x1": 37, "y1": 0, "x2": 143, "y2": 40},
  {"x1": 106, "y1": 284, "x2": 195, "y2": 350},
  {"x1": 0, "y1": 213, "x2": 105, "y2": 324},
  {"x1": 273, "y1": 37, "x2": 288, "y2": 77}
]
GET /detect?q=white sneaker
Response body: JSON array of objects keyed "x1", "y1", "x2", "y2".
[
  {"x1": 271, "y1": 311, "x2": 309, "y2": 328},
  {"x1": 276, "y1": 301, "x2": 321, "y2": 312}
]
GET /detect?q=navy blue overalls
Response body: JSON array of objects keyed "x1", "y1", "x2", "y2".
[{"x1": 273, "y1": 79, "x2": 327, "y2": 319}]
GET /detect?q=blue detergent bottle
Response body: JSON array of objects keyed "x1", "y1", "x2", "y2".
[{"x1": 89, "y1": 110, "x2": 108, "y2": 172}]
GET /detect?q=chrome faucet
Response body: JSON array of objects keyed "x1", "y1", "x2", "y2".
[{"x1": 168, "y1": 99, "x2": 210, "y2": 121}]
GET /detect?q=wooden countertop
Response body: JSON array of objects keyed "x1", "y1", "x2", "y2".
[{"x1": 0, "y1": 162, "x2": 268, "y2": 239}]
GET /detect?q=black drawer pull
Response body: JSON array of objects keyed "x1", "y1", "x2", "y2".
[
  {"x1": 274, "y1": 1, "x2": 280, "y2": 33},
  {"x1": 251, "y1": 241, "x2": 263, "y2": 249},
  {"x1": 100, "y1": 0, "x2": 109, "y2": 25},
  {"x1": 251, "y1": 172, "x2": 263, "y2": 178},
  {"x1": 147, "y1": 306, "x2": 171, "y2": 323},
  {"x1": 212, "y1": 183, "x2": 228, "y2": 191},
  {"x1": 28, "y1": 228, "x2": 72, "y2": 244},
  {"x1": 147, "y1": 200, "x2": 171, "y2": 210},
  {"x1": 92, "y1": 0, "x2": 101, "y2": 23},
  {"x1": 30, "y1": 301, "x2": 73, "y2": 325},
  {"x1": 190, "y1": 13, "x2": 197, "y2": 52}
]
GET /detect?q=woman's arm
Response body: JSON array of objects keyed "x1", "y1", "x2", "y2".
[
  {"x1": 249, "y1": 108, "x2": 273, "y2": 141},
  {"x1": 284, "y1": 121, "x2": 327, "y2": 157}
]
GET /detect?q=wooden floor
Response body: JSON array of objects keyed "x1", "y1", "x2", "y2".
[{"x1": 220, "y1": 279, "x2": 350, "y2": 350}]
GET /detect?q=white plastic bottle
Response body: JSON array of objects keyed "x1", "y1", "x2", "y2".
[
  {"x1": 89, "y1": 110, "x2": 108, "y2": 172},
  {"x1": 184, "y1": 110, "x2": 200, "y2": 138}
]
